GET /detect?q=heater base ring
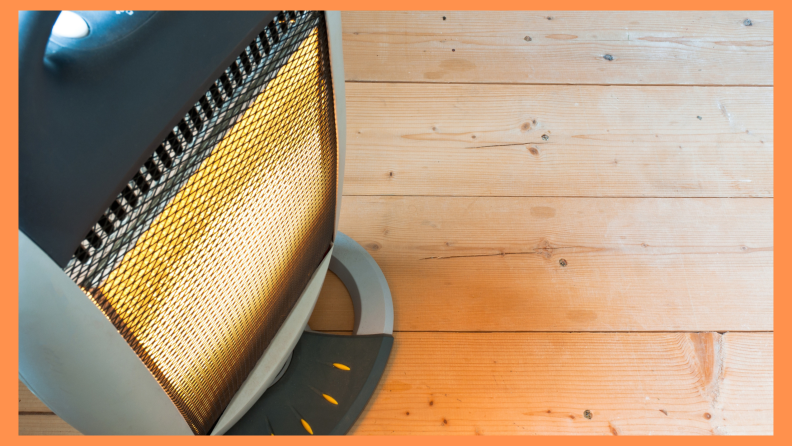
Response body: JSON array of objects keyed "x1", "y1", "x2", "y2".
[{"x1": 328, "y1": 231, "x2": 394, "y2": 336}]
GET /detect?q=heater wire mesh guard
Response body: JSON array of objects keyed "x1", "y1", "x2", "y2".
[{"x1": 63, "y1": 11, "x2": 337, "y2": 435}]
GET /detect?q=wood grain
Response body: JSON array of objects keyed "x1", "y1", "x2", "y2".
[
  {"x1": 347, "y1": 332, "x2": 773, "y2": 435},
  {"x1": 342, "y1": 11, "x2": 773, "y2": 86},
  {"x1": 344, "y1": 83, "x2": 773, "y2": 198},
  {"x1": 715, "y1": 333, "x2": 774, "y2": 434},
  {"x1": 17, "y1": 332, "x2": 772, "y2": 436},
  {"x1": 18, "y1": 381, "x2": 50, "y2": 413},
  {"x1": 307, "y1": 196, "x2": 773, "y2": 332},
  {"x1": 19, "y1": 414, "x2": 81, "y2": 436}
]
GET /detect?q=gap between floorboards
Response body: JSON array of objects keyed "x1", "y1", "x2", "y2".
[{"x1": 345, "y1": 80, "x2": 774, "y2": 88}]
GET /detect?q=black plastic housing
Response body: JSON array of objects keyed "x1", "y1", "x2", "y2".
[{"x1": 19, "y1": 11, "x2": 278, "y2": 266}]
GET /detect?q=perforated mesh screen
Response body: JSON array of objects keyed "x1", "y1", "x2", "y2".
[{"x1": 62, "y1": 12, "x2": 337, "y2": 435}]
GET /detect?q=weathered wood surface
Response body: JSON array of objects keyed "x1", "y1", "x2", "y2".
[
  {"x1": 348, "y1": 332, "x2": 773, "y2": 435},
  {"x1": 342, "y1": 11, "x2": 773, "y2": 86},
  {"x1": 343, "y1": 84, "x2": 772, "y2": 198},
  {"x1": 307, "y1": 196, "x2": 773, "y2": 332},
  {"x1": 20, "y1": 332, "x2": 771, "y2": 435},
  {"x1": 18, "y1": 381, "x2": 50, "y2": 413},
  {"x1": 18, "y1": 414, "x2": 81, "y2": 436}
]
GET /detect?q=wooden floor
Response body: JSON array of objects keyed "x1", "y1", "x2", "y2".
[{"x1": 19, "y1": 11, "x2": 773, "y2": 435}]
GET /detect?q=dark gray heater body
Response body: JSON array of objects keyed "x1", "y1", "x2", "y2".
[{"x1": 20, "y1": 11, "x2": 281, "y2": 267}]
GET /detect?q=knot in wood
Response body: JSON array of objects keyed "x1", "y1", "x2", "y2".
[{"x1": 535, "y1": 239, "x2": 555, "y2": 259}]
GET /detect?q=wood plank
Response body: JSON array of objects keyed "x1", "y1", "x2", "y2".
[
  {"x1": 18, "y1": 332, "x2": 772, "y2": 436},
  {"x1": 344, "y1": 83, "x2": 773, "y2": 198},
  {"x1": 348, "y1": 332, "x2": 773, "y2": 435},
  {"x1": 308, "y1": 196, "x2": 773, "y2": 332},
  {"x1": 342, "y1": 11, "x2": 773, "y2": 86},
  {"x1": 19, "y1": 415, "x2": 81, "y2": 435},
  {"x1": 18, "y1": 381, "x2": 51, "y2": 413},
  {"x1": 714, "y1": 333, "x2": 774, "y2": 434}
]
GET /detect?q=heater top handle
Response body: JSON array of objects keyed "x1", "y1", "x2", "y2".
[
  {"x1": 19, "y1": 11, "x2": 158, "y2": 64},
  {"x1": 18, "y1": 11, "x2": 162, "y2": 95}
]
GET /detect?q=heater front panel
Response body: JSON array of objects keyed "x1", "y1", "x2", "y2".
[{"x1": 62, "y1": 12, "x2": 336, "y2": 435}]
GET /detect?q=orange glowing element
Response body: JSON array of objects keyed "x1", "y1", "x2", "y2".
[{"x1": 91, "y1": 28, "x2": 335, "y2": 434}]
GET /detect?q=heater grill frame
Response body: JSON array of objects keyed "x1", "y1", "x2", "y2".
[{"x1": 62, "y1": 11, "x2": 338, "y2": 435}]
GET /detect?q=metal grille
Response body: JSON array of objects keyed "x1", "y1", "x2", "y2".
[{"x1": 63, "y1": 11, "x2": 337, "y2": 435}]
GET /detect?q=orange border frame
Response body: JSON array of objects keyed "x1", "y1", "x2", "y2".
[{"x1": 3, "y1": 1, "x2": 783, "y2": 444}]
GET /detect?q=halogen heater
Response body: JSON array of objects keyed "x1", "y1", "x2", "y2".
[{"x1": 19, "y1": 10, "x2": 393, "y2": 435}]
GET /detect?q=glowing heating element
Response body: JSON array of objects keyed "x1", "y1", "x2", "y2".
[{"x1": 69, "y1": 20, "x2": 337, "y2": 435}]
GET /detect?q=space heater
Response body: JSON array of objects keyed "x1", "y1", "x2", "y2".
[{"x1": 19, "y1": 10, "x2": 393, "y2": 435}]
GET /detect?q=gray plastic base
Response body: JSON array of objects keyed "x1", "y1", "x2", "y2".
[
  {"x1": 329, "y1": 232, "x2": 393, "y2": 335},
  {"x1": 224, "y1": 332, "x2": 393, "y2": 435}
]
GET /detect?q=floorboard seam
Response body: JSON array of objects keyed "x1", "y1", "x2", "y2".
[{"x1": 345, "y1": 80, "x2": 774, "y2": 88}]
